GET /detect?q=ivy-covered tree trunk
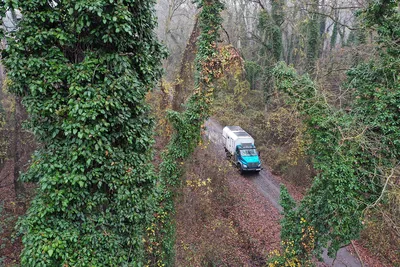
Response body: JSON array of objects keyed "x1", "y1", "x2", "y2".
[
  {"x1": 318, "y1": 0, "x2": 327, "y2": 57},
  {"x1": 306, "y1": 0, "x2": 320, "y2": 73},
  {"x1": 271, "y1": 1, "x2": 400, "y2": 263},
  {"x1": 155, "y1": 0, "x2": 224, "y2": 264},
  {"x1": 330, "y1": 13, "x2": 339, "y2": 50},
  {"x1": 256, "y1": 0, "x2": 285, "y2": 103},
  {"x1": 1, "y1": 1, "x2": 164, "y2": 265},
  {"x1": 270, "y1": 0, "x2": 284, "y2": 62}
]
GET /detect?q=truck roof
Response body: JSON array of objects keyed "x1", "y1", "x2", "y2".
[
  {"x1": 223, "y1": 126, "x2": 256, "y2": 153},
  {"x1": 235, "y1": 132, "x2": 251, "y2": 137},
  {"x1": 225, "y1": 126, "x2": 244, "y2": 132},
  {"x1": 223, "y1": 126, "x2": 254, "y2": 142}
]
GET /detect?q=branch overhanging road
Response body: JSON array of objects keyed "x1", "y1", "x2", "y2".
[{"x1": 204, "y1": 118, "x2": 363, "y2": 267}]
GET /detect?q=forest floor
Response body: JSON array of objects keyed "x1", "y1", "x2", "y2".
[
  {"x1": 0, "y1": 160, "x2": 28, "y2": 266},
  {"x1": 174, "y1": 118, "x2": 386, "y2": 267},
  {"x1": 0, "y1": 146, "x2": 35, "y2": 266}
]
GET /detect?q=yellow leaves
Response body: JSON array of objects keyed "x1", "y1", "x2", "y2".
[
  {"x1": 181, "y1": 241, "x2": 190, "y2": 251},
  {"x1": 198, "y1": 139, "x2": 211, "y2": 150},
  {"x1": 186, "y1": 177, "x2": 212, "y2": 195},
  {"x1": 146, "y1": 223, "x2": 156, "y2": 235}
]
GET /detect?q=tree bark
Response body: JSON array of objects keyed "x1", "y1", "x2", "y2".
[
  {"x1": 172, "y1": 17, "x2": 200, "y2": 111},
  {"x1": 13, "y1": 96, "x2": 25, "y2": 197}
]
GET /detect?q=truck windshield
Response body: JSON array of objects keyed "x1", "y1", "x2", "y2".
[{"x1": 240, "y1": 149, "x2": 258, "y2": 156}]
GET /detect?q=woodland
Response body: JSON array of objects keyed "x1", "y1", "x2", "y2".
[{"x1": 0, "y1": 0, "x2": 399, "y2": 266}]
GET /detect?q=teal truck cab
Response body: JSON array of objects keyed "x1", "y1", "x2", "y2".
[{"x1": 222, "y1": 126, "x2": 262, "y2": 174}]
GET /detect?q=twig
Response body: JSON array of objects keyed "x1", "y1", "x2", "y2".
[
  {"x1": 0, "y1": 182, "x2": 14, "y2": 189},
  {"x1": 300, "y1": 8, "x2": 359, "y2": 30},
  {"x1": 222, "y1": 26, "x2": 231, "y2": 44},
  {"x1": 338, "y1": 126, "x2": 368, "y2": 146},
  {"x1": 369, "y1": 166, "x2": 397, "y2": 208},
  {"x1": 351, "y1": 240, "x2": 365, "y2": 267},
  {"x1": 250, "y1": 0, "x2": 265, "y2": 10},
  {"x1": 379, "y1": 209, "x2": 400, "y2": 238}
]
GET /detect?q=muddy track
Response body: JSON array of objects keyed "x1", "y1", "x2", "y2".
[{"x1": 205, "y1": 118, "x2": 362, "y2": 267}]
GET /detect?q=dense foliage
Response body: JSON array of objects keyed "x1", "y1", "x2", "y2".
[
  {"x1": 0, "y1": 0, "x2": 225, "y2": 264},
  {"x1": 155, "y1": 0, "x2": 224, "y2": 264},
  {"x1": 1, "y1": 0, "x2": 165, "y2": 265},
  {"x1": 272, "y1": 0, "x2": 400, "y2": 264}
]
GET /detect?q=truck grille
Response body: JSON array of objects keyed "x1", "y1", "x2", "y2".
[{"x1": 247, "y1": 163, "x2": 259, "y2": 168}]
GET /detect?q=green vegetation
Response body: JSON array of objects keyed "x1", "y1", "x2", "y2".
[
  {"x1": 305, "y1": 0, "x2": 320, "y2": 72},
  {"x1": 1, "y1": 1, "x2": 165, "y2": 265},
  {"x1": 256, "y1": 2, "x2": 283, "y2": 102},
  {"x1": 1, "y1": 0, "x2": 225, "y2": 265},
  {"x1": 156, "y1": 0, "x2": 224, "y2": 264},
  {"x1": 271, "y1": 1, "x2": 400, "y2": 264},
  {"x1": 0, "y1": 0, "x2": 398, "y2": 265}
]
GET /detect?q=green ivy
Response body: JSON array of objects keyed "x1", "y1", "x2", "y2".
[
  {"x1": 256, "y1": 6, "x2": 284, "y2": 102},
  {"x1": 148, "y1": 0, "x2": 224, "y2": 265},
  {"x1": 305, "y1": 0, "x2": 320, "y2": 72},
  {"x1": 1, "y1": 0, "x2": 166, "y2": 265},
  {"x1": 272, "y1": 1, "x2": 400, "y2": 263}
]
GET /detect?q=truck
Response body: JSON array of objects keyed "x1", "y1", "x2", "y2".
[{"x1": 222, "y1": 126, "x2": 262, "y2": 174}]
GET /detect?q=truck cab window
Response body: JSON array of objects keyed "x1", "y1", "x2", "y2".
[{"x1": 240, "y1": 149, "x2": 257, "y2": 156}]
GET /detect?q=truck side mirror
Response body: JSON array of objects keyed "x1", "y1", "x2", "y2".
[{"x1": 258, "y1": 151, "x2": 260, "y2": 156}]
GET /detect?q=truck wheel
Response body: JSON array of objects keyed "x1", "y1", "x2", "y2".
[{"x1": 238, "y1": 163, "x2": 244, "y2": 175}]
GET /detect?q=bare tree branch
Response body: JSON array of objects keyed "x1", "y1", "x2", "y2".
[
  {"x1": 369, "y1": 166, "x2": 398, "y2": 208},
  {"x1": 249, "y1": 0, "x2": 265, "y2": 10},
  {"x1": 301, "y1": 8, "x2": 359, "y2": 30}
]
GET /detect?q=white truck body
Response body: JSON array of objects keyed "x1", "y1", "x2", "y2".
[{"x1": 222, "y1": 126, "x2": 254, "y2": 155}]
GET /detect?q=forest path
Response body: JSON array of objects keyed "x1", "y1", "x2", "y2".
[{"x1": 204, "y1": 118, "x2": 362, "y2": 267}]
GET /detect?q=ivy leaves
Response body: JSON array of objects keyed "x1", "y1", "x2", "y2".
[
  {"x1": 0, "y1": 0, "x2": 226, "y2": 265},
  {"x1": 154, "y1": 0, "x2": 224, "y2": 264},
  {"x1": 273, "y1": 63, "x2": 366, "y2": 260},
  {"x1": 2, "y1": 0, "x2": 166, "y2": 265},
  {"x1": 272, "y1": 2, "x2": 400, "y2": 262}
]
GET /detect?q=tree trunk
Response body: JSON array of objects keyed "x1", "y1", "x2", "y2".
[
  {"x1": 172, "y1": 17, "x2": 200, "y2": 111},
  {"x1": 318, "y1": 0, "x2": 327, "y2": 57},
  {"x1": 13, "y1": 96, "x2": 25, "y2": 197}
]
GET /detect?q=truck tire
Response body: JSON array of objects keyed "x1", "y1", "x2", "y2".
[
  {"x1": 237, "y1": 163, "x2": 244, "y2": 175},
  {"x1": 224, "y1": 148, "x2": 229, "y2": 159}
]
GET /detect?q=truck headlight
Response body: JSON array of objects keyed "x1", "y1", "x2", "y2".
[
  {"x1": 258, "y1": 164, "x2": 261, "y2": 167},
  {"x1": 243, "y1": 164, "x2": 247, "y2": 168}
]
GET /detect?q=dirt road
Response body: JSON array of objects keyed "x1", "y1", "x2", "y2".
[{"x1": 205, "y1": 118, "x2": 363, "y2": 267}]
